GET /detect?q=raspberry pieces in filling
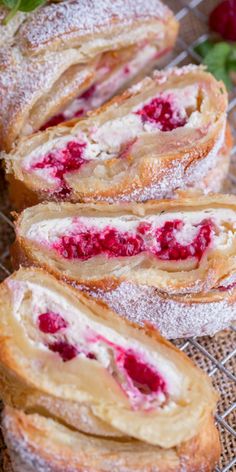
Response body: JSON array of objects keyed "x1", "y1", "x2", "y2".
[
  {"x1": 152, "y1": 219, "x2": 213, "y2": 261},
  {"x1": 40, "y1": 114, "x2": 66, "y2": 131},
  {"x1": 38, "y1": 311, "x2": 68, "y2": 334},
  {"x1": 52, "y1": 218, "x2": 213, "y2": 262},
  {"x1": 31, "y1": 140, "x2": 88, "y2": 196},
  {"x1": 84, "y1": 333, "x2": 167, "y2": 402},
  {"x1": 38, "y1": 312, "x2": 96, "y2": 362},
  {"x1": 136, "y1": 95, "x2": 187, "y2": 131},
  {"x1": 53, "y1": 227, "x2": 144, "y2": 260},
  {"x1": 48, "y1": 341, "x2": 78, "y2": 362},
  {"x1": 123, "y1": 350, "x2": 166, "y2": 395}
]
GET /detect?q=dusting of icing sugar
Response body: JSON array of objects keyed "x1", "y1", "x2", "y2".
[
  {"x1": 82, "y1": 282, "x2": 236, "y2": 339},
  {"x1": 90, "y1": 121, "x2": 227, "y2": 203},
  {"x1": 0, "y1": 48, "x2": 92, "y2": 136},
  {"x1": 18, "y1": 0, "x2": 170, "y2": 52},
  {"x1": 153, "y1": 65, "x2": 206, "y2": 85},
  {"x1": 130, "y1": 65, "x2": 206, "y2": 94},
  {"x1": 0, "y1": 0, "x2": 175, "y2": 147},
  {"x1": 2, "y1": 415, "x2": 54, "y2": 472}
]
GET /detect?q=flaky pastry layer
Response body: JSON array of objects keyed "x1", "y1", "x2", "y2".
[{"x1": 2, "y1": 406, "x2": 220, "y2": 472}]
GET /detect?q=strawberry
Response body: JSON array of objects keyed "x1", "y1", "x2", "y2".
[{"x1": 209, "y1": 0, "x2": 236, "y2": 41}]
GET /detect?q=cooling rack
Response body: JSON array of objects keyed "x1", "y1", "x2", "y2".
[{"x1": 0, "y1": 0, "x2": 235, "y2": 470}]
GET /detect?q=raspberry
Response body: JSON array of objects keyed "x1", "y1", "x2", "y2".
[
  {"x1": 100, "y1": 228, "x2": 143, "y2": 257},
  {"x1": 40, "y1": 113, "x2": 65, "y2": 131},
  {"x1": 124, "y1": 350, "x2": 166, "y2": 394},
  {"x1": 38, "y1": 312, "x2": 68, "y2": 334},
  {"x1": 32, "y1": 140, "x2": 87, "y2": 196},
  {"x1": 53, "y1": 227, "x2": 144, "y2": 260},
  {"x1": 48, "y1": 341, "x2": 78, "y2": 362},
  {"x1": 154, "y1": 219, "x2": 212, "y2": 261},
  {"x1": 136, "y1": 96, "x2": 186, "y2": 131},
  {"x1": 79, "y1": 84, "x2": 97, "y2": 100}
]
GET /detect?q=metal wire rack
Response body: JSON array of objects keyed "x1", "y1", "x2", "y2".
[{"x1": 0, "y1": 0, "x2": 235, "y2": 470}]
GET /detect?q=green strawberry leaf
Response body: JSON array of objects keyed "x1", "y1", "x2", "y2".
[
  {"x1": 18, "y1": 0, "x2": 46, "y2": 12},
  {"x1": 194, "y1": 39, "x2": 215, "y2": 58},
  {"x1": 0, "y1": 0, "x2": 45, "y2": 23},
  {"x1": 1, "y1": 0, "x2": 19, "y2": 7},
  {"x1": 203, "y1": 42, "x2": 233, "y2": 89},
  {"x1": 1, "y1": 0, "x2": 21, "y2": 23},
  {"x1": 226, "y1": 46, "x2": 236, "y2": 72}
]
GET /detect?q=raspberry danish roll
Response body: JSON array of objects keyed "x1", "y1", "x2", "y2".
[
  {"x1": 0, "y1": 268, "x2": 220, "y2": 471},
  {"x1": 6, "y1": 66, "x2": 231, "y2": 208},
  {"x1": 13, "y1": 193, "x2": 236, "y2": 338},
  {"x1": 0, "y1": 0, "x2": 178, "y2": 151}
]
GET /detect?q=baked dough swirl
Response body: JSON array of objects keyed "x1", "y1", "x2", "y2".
[{"x1": 0, "y1": 268, "x2": 220, "y2": 471}]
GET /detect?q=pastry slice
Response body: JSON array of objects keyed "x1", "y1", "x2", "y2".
[
  {"x1": 6, "y1": 66, "x2": 231, "y2": 208},
  {"x1": 13, "y1": 193, "x2": 236, "y2": 338},
  {"x1": 0, "y1": 0, "x2": 178, "y2": 151},
  {"x1": 2, "y1": 406, "x2": 220, "y2": 472},
  {"x1": 0, "y1": 267, "x2": 218, "y2": 450}
]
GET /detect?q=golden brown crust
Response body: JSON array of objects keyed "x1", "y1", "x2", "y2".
[
  {"x1": 6, "y1": 66, "x2": 230, "y2": 205},
  {"x1": 201, "y1": 122, "x2": 231, "y2": 192},
  {"x1": 2, "y1": 407, "x2": 221, "y2": 472},
  {"x1": 0, "y1": 0, "x2": 178, "y2": 151}
]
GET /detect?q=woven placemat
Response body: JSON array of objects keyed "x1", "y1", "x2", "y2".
[{"x1": 0, "y1": 1, "x2": 235, "y2": 470}]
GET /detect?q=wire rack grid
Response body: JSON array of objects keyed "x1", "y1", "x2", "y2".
[{"x1": 0, "y1": 0, "x2": 235, "y2": 471}]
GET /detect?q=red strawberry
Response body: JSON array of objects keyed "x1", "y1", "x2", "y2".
[{"x1": 209, "y1": 0, "x2": 236, "y2": 41}]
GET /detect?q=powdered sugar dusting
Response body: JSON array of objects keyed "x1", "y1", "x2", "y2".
[
  {"x1": 2, "y1": 413, "x2": 52, "y2": 472},
  {"x1": 90, "y1": 121, "x2": 227, "y2": 203},
  {"x1": 0, "y1": 48, "x2": 93, "y2": 138},
  {"x1": 0, "y1": 0, "x2": 176, "y2": 148},
  {"x1": 153, "y1": 64, "x2": 206, "y2": 85},
  {"x1": 84, "y1": 282, "x2": 236, "y2": 339},
  {"x1": 18, "y1": 0, "x2": 170, "y2": 52}
]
